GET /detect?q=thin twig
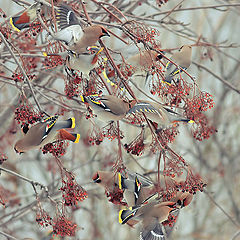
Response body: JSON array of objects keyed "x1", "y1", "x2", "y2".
[
  {"x1": 204, "y1": 190, "x2": 240, "y2": 228},
  {"x1": 0, "y1": 31, "x2": 48, "y2": 115}
]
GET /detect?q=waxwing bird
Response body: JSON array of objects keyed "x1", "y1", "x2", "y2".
[
  {"x1": 69, "y1": 24, "x2": 110, "y2": 54},
  {"x1": 92, "y1": 171, "x2": 141, "y2": 207},
  {"x1": 92, "y1": 171, "x2": 141, "y2": 201},
  {"x1": 54, "y1": 5, "x2": 109, "y2": 51},
  {"x1": 80, "y1": 95, "x2": 134, "y2": 122},
  {"x1": 126, "y1": 50, "x2": 163, "y2": 75},
  {"x1": 106, "y1": 50, "x2": 163, "y2": 80},
  {"x1": 10, "y1": 3, "x2": 42, "y2": 32},
  {"x1": 54, "y1": 4, "x2": 83, "y2": 45},
  {"x1": 14, "y1": 116, "x2": 80, "y2": 154},
  {"x1": 120, "y1": 199, "x2": 180, "y2": 240},
  {"x1": 127, "y1": 100, "x2": 192, "y2": 129},
  {"x1": 65, "y1": 46, "x2": 103, "y2": 78},
  {"x1": 164, "y1": 45, "x2": 192, "y2": 84}
]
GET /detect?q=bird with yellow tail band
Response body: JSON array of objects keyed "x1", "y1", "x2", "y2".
[
  {"x1": 121, "y1": 173, "x2": 195, "y2": 213},
  {"x1": 163, "y1": 45, "x2": 192, "y2": 84},
  {"x1": 9, "y1": 3, "x2": 42, "y2": 32},
  {"x1": 53, "y1": 4, "x2": 110, "y2": 52},
  {"x1": 92, "y1": 170, "x2": 154, "y2": 207},
  {"x1": 127, "y1": 99, "x2": 194, "y2": 130},
  {"x1": 80, "y1": 94, "x2": 135, "y2": 122},
  {"x1": 65, "y1": 46, "x2": 103, "y2": 78},
  {"x1": 14, "y1": 116, "x2": 80, "y2": 154}
]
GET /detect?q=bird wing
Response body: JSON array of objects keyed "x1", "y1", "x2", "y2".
[
  {"x1": 56, "y1": 4, "x2": 80, "y2": 30},
  {"x1": 131, "y1": 172, "x2": 154, "y2": 187},
  {"x1": 140, "y1": 220, "x2": 166, "y2": 240},
  {"x1": 40, "y1": 115, "x2": 59, "y2": 142},
  {"x1": 86, "y1": 95, "x2": 127, "y2": 116},
  {"x1": 127, "y1": 102, "x2": 158, "y2": 115}
]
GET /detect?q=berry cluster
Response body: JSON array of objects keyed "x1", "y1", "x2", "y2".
[
  {"x1": 60, "y1": 174, "x2": 88, "y2": 206},
  {"x1": 42, "y1": 141, "x2": 69, "y2": 157},
  {"x1": 15, "y1": 103, "x2": 43, "y2": 125}
]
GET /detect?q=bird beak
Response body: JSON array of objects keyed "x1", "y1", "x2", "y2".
[
  {"x1": 101, "y1": 31, "x2": 110, "y2": 38},
  {"x1": 14, "y1": 147, "x2": 24, "y2": 154},
  {"x1": 92, "y1": 172, "x2": 101, "y2": 183},
  {"x1": 105, "y1": 32, "x2": 110, "y2": 37}
]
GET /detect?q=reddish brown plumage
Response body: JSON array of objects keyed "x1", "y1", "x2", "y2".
[
  {"x1": 15, "y1": 12, "x2": 30, "y2": 24},
  {"x1": 57, "y1": 129, "x2": 75, "y2": 141}
]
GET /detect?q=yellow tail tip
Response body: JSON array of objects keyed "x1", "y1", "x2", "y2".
[
  {"x1": 80, "y1": 95, "x2": 85, "y2": 103},
  {"x1": 71, "y1": 117, "x2": 76, "y2": 128},
  {"x1": 9, "y1": 17, "x2": 20, "y2": 32},
  {"x1": 43, "y1": 52, "x2": 48, "y2": 57},
  {"x1": 162, "y1": 80, "x2": 171, "y2": 86},
  {"x1": 118, "y1": 210, "x2": 123, "y2": 224},
  {"x1": 118, "y1": 173, "x2": 122, "y2": 190},
  {"x1": 74, "y1": 134, "x2": 80, "y2": 143},
  {"x1": 188, "y1": 120, "x2": 195, "y2": 123}
]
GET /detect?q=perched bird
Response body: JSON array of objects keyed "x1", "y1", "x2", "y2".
[
  {"x1": 54, "y1": 4, "x2": 110, "y2": 52},
  {"x1": 14, "y1": 116, "x2": 80, "y2": 154},
  {"x1": 163, "y1": 45, "x2": 192, "y2": 84},
  {"x1": 106, "y1": 50, "x2": 163, "y2": 82},
  {"x1": 10, "y1": 3, "x2": 42, "y2": 32},
  {"x1": 65, "y1": 46, "x2": 103, "y2": 77},
  {"x1": 80, "y1": 95, "x2": 134, "y2": 122},
  {"x1": 127, "y1": 100, "x2": 193, "y2": 129},
  {"x1": 126, "y1": 50, "x2": 163, "y2": 75}
]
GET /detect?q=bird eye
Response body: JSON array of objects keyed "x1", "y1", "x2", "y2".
[
  {"x1": 95, "y1": 179, "x2": 101, "y2": 183},
  {"x1": 101, "y1": 28, "x2": 108, "y2": 34},
  {"x1": 177, "y1": 199, "x2": 182, "y2": 205},
  {"x1": 156, "y1": 54, "x2": 163, "y2": 60}
]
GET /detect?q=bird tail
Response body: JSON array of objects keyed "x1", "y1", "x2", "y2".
[
  {"x1": 119, "y1": 206, "x2": 139, "y2": 224},
  {"x1": 58, "y1": 129, "x2": 80, "y2": 143},
  {"x1": 66, "y1": 117, "x2": 76, "y2": 128},
  {"x1": 80, "y1": 95, "x2": 87, "y2": 103},
  {"x1": 10, "y1": 16, "x2": 30, "y2": 32},
  {"x1": 9, "y1": 3, "x2": 41, "y2": 32}
]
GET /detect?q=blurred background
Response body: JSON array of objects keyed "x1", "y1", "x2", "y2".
[{"x1": 0, "y1": 0, "x2": 240, "y2": 239}]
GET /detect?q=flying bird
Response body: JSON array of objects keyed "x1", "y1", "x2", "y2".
[{"x1": 54, "y1": 4, "x2": 110, "y2": 52}]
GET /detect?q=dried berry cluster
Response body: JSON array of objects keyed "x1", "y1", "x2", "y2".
[
  {"x1": 60, "y1": 174, "x2": 88, "y2": 206},
  {"x1": 15, "y1": 103, "x2": 43, "y2": 125},
  {"x1": 42, "y1": 140, "x2": 69, "y2": 157}
]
